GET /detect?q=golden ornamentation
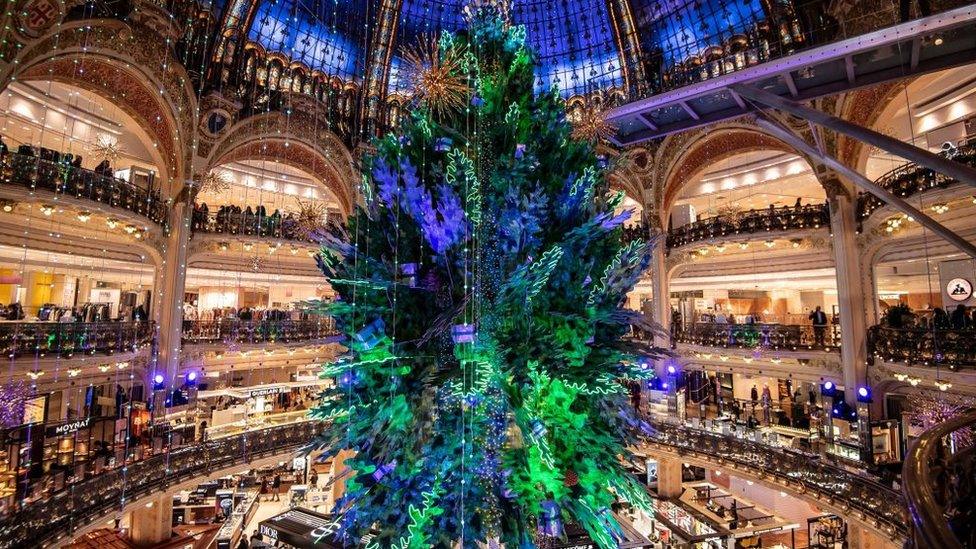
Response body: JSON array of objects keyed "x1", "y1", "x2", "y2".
[
  {"x1": 570, "y1": 101, "x2": 617, "y2": 143},
  {"x1": 198, "y1": 170, "x2": 232, "y2": 195},
  {"x1": 87, "y1": 134, "x2": 124, "y2": 162},
  {"x1": 295, "y1": 198, "x2": 327, "y2": 237},
  {"x1": 401, "y1": 35, "x2": 468, "y2": 119}
]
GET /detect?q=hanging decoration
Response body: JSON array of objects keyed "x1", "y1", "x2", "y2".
[
  {"x1": 87, "y1": 133, "x2": 124, "y2": 162},
  {"x1": 401, "y1": 34, "x2": 469, "y2": 119},
  {"x1": 198, "y1": 169, "x2": 233, "y2": 195},
  {"x1": 295, "y1": 198, "x2": 327, "y2": 237},
  {"x1": 308, "y1": 9, "x2": 663, "y2": 548},
  {"x1": 909, "y1": 393, "x2": 976, "y2": 448},
  {"x1": 0, "y1": 380, "x2": 30, "y2": 428},
  {"x1": 570, "y1": 100, "x2": 617, "y2": 143}
]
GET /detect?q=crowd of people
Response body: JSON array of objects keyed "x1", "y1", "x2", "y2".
[
  {"x1": 182, "y1": 305, "x2": 309, "y2": 322},
  {"x1": 667, "y1": 198, "x2": 829, "y2": 249},
  {"x1": 883, "y1": 303, "x2": 976, "y2": 331},
  {"x1": 191, "y1": 202, "x2": 310, "y2": 240}
]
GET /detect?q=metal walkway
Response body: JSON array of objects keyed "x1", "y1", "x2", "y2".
[{"x1": 607, "y1": 5, "x2": 976, "y2": 146}]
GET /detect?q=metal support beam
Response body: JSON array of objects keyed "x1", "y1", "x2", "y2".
[
  {"x1": 734, "y1": 84, "x2": 976, "y2": 189},
  {"x1": 754, "y1": 116, "x2": 976, "y2": 260}
]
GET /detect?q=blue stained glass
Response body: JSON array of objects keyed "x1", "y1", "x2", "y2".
[
  {"x1": 632, "y1": 0, "x2": 766, "y2": 65},
  {"x1": 248, "y1": 0, "x2": 371, "y2": 81}
]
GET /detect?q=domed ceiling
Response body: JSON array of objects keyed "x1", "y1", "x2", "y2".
[{"x1": 243, "y1": 0, "x2": 768, "y2": 98}]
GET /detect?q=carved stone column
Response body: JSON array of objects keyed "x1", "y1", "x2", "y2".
[
  {"x1": 822, "y1": 175, "x2": 869, "y2": 403},
  {"x1": 649, "y1": 233, "x2": 671, "y2": 377},
  {"x1": 152, "y1": 200, "x2": 192, "y2": 386},
  {"x1": 655, "y1": 457, "x2": 683, "y2": 498}
]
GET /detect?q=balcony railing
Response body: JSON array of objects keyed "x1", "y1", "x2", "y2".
[
  {"x1": 903, "y1": 410, "x2": 976, "y2": 549},
  {"x1": 640, "y1": 419, "x2": 907, "y2": 539},
  {"x1": 0, "y1": 321, "x2": 153, "y2": 359},
  {"x1": 0, "y1": 421, "x2": 319, "y2": 548},
  {"x1": 867, "y1": 325, "x2": 976, "y2": 370},
  {"x1": 675, "y1": 322, "x2": 840, "y2": 351},
  {"x1": 181, "y1": 318, "x2": 337, "y2": 345},
  {"x1": 856, "y1": 140, "x2": 976, "y2": 225},
  {"x1": 667, "y1": 204, "x2": 829, "y2": 251},
  {"x1": 191, "y1": 208, "x2": 313, "y2": 242},
  {"x1": 1, "y1": 153, "x2": 167, "y2": 225}
]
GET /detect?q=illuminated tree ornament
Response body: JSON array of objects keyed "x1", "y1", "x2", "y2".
[
  {"x1": 87, "y1": 133, "x2": 124, "y2": 162},
  {"x1": 401, "y1": 35, "x2": 469, "y2": 119}
]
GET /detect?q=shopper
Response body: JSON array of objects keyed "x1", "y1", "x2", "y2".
[
  {"x1": 271, "y1": 473, "x2": 281, "y2": 501},
  {"x1": 809, "y1": 306, "x2": 828, "y2": 347},
  {"x1": 951, "y1": 304, "x2": 970, "y2": 330},
  {"x1": 310, "y1": 469, "x2": 319, "y2": 488}
]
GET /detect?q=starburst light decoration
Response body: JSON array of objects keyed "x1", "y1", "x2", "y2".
[
  {"x1": 909, "y1": 393, "x2": 975, "y2": 447},
  {"x1": 463, "y1": 0, "x2": 512, "y2": 23},
  {"x1": 295, "y1": 198, "x2": 327, "y2": 237},
  {"x1": 87, "y1": 133, "x2": 124, "y2": 162},
  {"x1": 401, "y1": 35, "x2": 469, "y2": 119},
  {"x1": 571, "y1": 101, "x2": 617, "y2": 143},
  {"x1": 198, "y1": 170, "x2": 233, "y2": 195}
]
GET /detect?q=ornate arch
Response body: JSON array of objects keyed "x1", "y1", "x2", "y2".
[
  {"x1": 5, "y1": 18, "x2": 198, "y2": 193},
  {"x1": 205, "y1": 111, "x2": 357, "y2": 215},
  {"x1": 655, "y1": 121, "x2": 804, "y2": 224},
  {"x1": 834, "y1": 80, "x2": 912, "y2": 175}
]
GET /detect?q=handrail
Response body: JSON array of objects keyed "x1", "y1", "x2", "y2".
[
  {"x1": 0, "y1": 421, "x2": 320, "y2": 549},
  {"x1": 856, "y1": 140, "x2": 976, "y2": 224},
  {"x1": 181, "y1": 318, "x2": 337, "y2": 344},
  {"x1": 640, "y1": 418, "x2": 907, "y2": 539},
  {"x1": 867, "y1": 325, "x2": 976, "y2": 370},
  {"x1": 0, "y1": 320, "x2": 153, "y2": 358},
  {"x1": 675, "y1": 321, "x2": 840, "y2": 351},
  {"x1": 0, "y1": 152, "x2": 167, "y2": 225},
  {"x1": 903, "y1": 410, "x2": 976, "y2": 549},
  {"x1": 667, "y1": 203, "x2": 828, "y2": 251},
  {"x1": 191, "y1": 208, "x2": 314, "y2": 242}
]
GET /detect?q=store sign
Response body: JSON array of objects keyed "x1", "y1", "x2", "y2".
[
  {"x1": 46, "y1": 417, "x2": 92, "y2": 436},
  {"x1": 248, "y1": 387, "x2": 284, "y2": 398},
  {"x1": 946, "y1": 278, "x2": 973, "y2": 302},
  {"x1": 259, "y1": 524, "x2": 279, "y2": 540}
]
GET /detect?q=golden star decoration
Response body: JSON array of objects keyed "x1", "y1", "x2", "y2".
[
  {"x1": 570, "y1": 102, "x2": 617, "y2": 143},
  {"x1": 401, "y1": 35, "x2": 469, "y2": 119},
  {"x1": 295, "y1": 198, "x2": 327, "y2": 237},
  {"x1": 87, "y1": 134, "x2": 124, "y2": 162}
]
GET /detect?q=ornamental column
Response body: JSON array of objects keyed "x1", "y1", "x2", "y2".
[
  {"x1": 649, "y1": 235, "x2": 671, "y2": 376},
  {"x1": 822, "y1": 175, "x2": 869, "y2": 404},
  {"x1": 151, "y1": 200, "x2": 192, "y2": 388},
  {"x1": 128, "y1": 493, "x2": 174, "y2": 545},
  {"x1": 655, "y1": 457, "x2": 683, "y2": 498}
]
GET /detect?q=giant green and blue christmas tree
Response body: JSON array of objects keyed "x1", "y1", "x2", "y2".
[{"x1": 309, "y1": 4, "x2": 665, "y2": 547}]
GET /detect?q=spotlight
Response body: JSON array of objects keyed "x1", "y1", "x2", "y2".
[
  {"x1": 106, "y1": 218, "x2": 119, "y2": 229},
  {"x1": 152, "y1": 373, "x2": 165, "y2": 390},
  {"x1": 186, "y1": 371, "x2": 198, "y2": 384},
  {"x1": 764, "y1": 240, "x2": 775, "y2": 248},
  {"x1": 77, "y1": 211, "x2": 91, "y2": 222},
  {"x1": 933, "y1": 35, "x2": 944, "y2": 46},
  {"x1": 124, "y1": 224, "x2": 137, "y2": 234},
  {"x1": 39, "y1": 204, "x2": 54, "y2": 216},
  {"x1": 821, "y1": 381, "x2": 836, "y2": 397},
  {"x1": 243, "y1": 242, "x2": 254, "y2": 252},
  {"x1": 666, "y1": 364, "x2": 677, "y2": 375},
  {"x1": 1, "y1": 202, "x2": 13, "y2": 213},
  {"x1": 856, "y1": 386, "x2": 872, "y2": 403}
]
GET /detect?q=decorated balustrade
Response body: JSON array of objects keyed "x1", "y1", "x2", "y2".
[
  {"x1": 640, "y1": 419, "x2": 908, "y2": 539},
  {"x1": 856, "y1": 140, "x2": 976, "y2": 225},
  {"x1": 191, "y1": 208, "x2": 314, "y2": 242},
  {"x1": 0, "y1": 321, "x2": 153, "y2": 359},
  {"x1": 867, "y1": 325, "x2": 976, "y2": 370},
  {"x1": 181, "y1": 318, "x2": 337, "y2": 345},
  {"x1": 903, "y1": 410, "x2": 976, "y2": 549},
  {"x1": 675, "y1": 321, "x2": 840, "y2": 351},
  {"x1": 0, "y1": 153, "x2": 167, "y2": 225},
  {"x1": 0, "y1": 421, "x2": 319, "y2": 549},
  {"x1": 666, "y1": 204, "x2": 829, "y2": 251}
]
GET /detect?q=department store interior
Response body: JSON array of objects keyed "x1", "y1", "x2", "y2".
[{"x1": 0, "y1": 0, "x2": 974, "y2": 547}]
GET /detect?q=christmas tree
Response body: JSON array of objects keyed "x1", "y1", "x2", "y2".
[{"x1": 309, "y1": 4, "x2": 664, "y2": 547}]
